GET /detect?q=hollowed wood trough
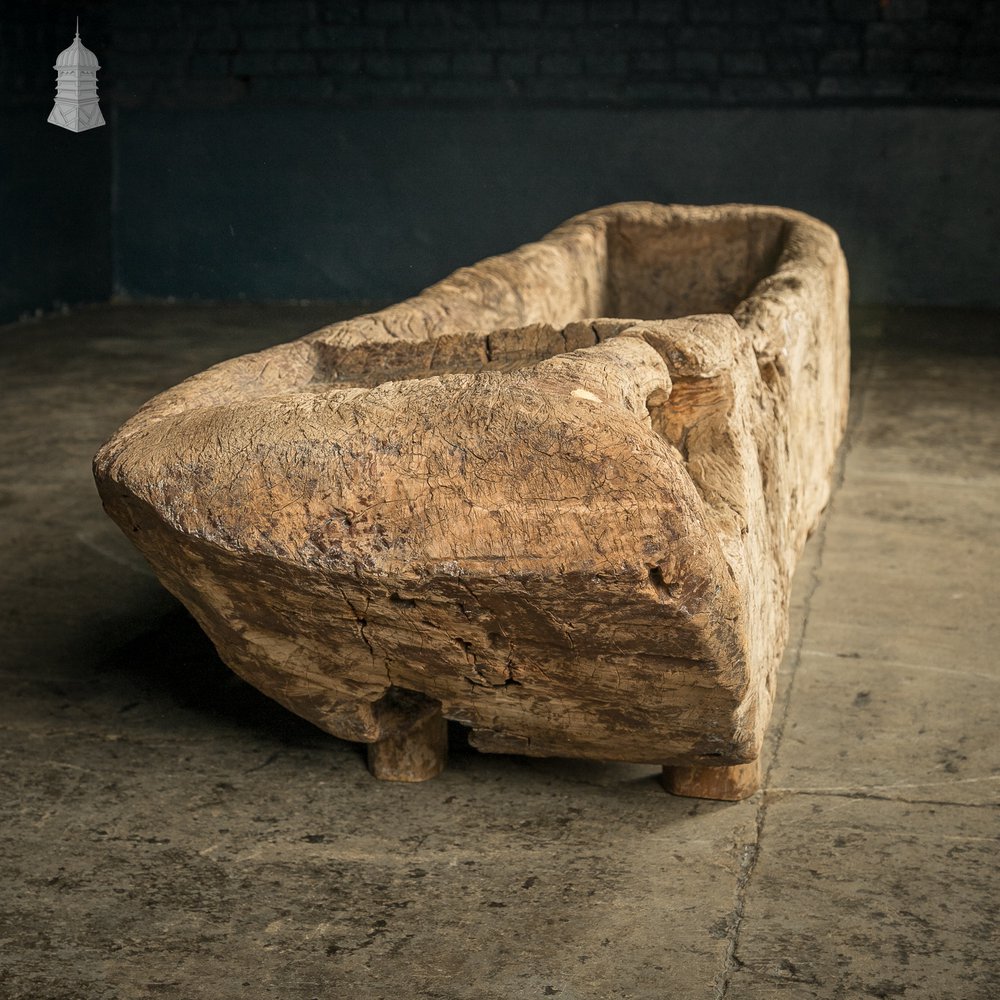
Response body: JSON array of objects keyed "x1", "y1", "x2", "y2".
[{"x1": 94, "y1": 203, "x2": 849, "y2": 800}]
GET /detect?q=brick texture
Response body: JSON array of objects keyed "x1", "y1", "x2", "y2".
[
  {"x1": 2, "y1": 0, "x2": 111, "y2": 109},
  {"x1": 5, "y1": 0, "x2": 999, "y2": 110}
]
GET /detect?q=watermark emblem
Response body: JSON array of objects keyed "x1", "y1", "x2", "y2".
[{"x1": 48, "y1": 17, "x2": 105, "y2": 132}]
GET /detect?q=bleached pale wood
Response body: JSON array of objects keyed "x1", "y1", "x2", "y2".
[{"x1": 94, "y1": 202, "x2": 850, "y2": 800}]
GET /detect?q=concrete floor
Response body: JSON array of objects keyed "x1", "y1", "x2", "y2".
[{"x1": 0, "y1": 302, "x2": 997, "y2": 1000}]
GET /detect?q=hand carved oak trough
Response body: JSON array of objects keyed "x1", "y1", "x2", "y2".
[{"x1": 94, "y1": 203, "x2": 849, "y2": 800}]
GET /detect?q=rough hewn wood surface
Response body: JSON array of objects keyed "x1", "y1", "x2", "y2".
[
  {"x1": 94, "y1": 203, "x2": 849, "y2": 793},
  {"x1": 365, "y1": 688, "x2": 449, "y2": 782},
  {"x1": 662, "y1": 761, "x2": 763, "y2": 802}
]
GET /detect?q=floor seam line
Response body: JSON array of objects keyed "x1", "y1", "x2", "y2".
[
  {"x1": 713, "y1": 345, "x2": 878, "y2": 1000},
  {"x1": 762, "y1": 788, "x2": 1000, "y2": 810}
]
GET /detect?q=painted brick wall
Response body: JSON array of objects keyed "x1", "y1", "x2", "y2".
[
  {"x1": 0, "y1": 1, "x2": 112, "y2": 323},
  {"x1": 99, "y1": 0, "x2": 1000, "y2": 110},
  {"x1": 1, "y1": 1, "x2": 110, "y2": 108},
  {"x1": 3, "y1": 1, "x2": 997, "y2": 317}
]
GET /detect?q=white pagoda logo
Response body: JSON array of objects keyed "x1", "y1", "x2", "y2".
[{"x1": 48, "y1": 18, "x2": 105, "y2": 132}]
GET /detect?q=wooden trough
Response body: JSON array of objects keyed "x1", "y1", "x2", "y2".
[{"x1": 94, "y1": 203, "x2": 850, "y2": 800}]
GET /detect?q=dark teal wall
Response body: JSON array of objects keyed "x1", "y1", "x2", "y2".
[
  {"x1": 3, "y1": 0, "x2": 999, "y2": 322},
  {"x1": 0, "y1": 1, "x2": 111, "y2": 324},
  {"x1": 114, "y1": 106, "x2": 1000, "y2": 307},
  {"x1": 0, "y1": 112, "x2": 111, "y2": 323}
]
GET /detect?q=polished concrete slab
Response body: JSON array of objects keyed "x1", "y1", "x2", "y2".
[{"x1": 0, "y1": 302, "x2": 997, "y2": 999}]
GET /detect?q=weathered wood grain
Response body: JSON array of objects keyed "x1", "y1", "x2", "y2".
[
  {"x1": 94, "y1": 203, "x2": 849, "y2": 799},
  {"x1": 662, "y1": 761, "x2": 764, "y2": 802},
  {"x1": 366, "y1": 688, "x2": 449, "y2": 782}
]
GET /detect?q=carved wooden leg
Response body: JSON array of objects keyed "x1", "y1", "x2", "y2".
[
  {"x1": 661, "y1": 759, "x2": 761, "y2": 801},
  {"x1": 367, "y1": 704, "x2": 448, "y2": 782}
]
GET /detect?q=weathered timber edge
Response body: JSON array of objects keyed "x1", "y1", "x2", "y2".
[{"x1": 94, "y1": 202, "x2": 850, "y2": 781}]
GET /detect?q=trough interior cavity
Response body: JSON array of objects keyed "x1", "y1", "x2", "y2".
[
  {"x1": 605, "y1": 214, "x2": 787, "y2": 320},
  {"x1": 311, "y1": 210, "x2": 788, "y2": 388}
]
